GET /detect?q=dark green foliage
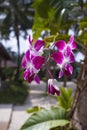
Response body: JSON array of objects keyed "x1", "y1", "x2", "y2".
[
  {"x1": 33, "y1": 0, "x2": 51, "y2": 19},
  {"x1": 0, "y1": 80, "x2": 29, "y2": 104}
]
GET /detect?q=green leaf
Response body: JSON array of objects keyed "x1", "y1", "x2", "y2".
[
  {"x1": 26, "y1": 106, "x2": 43, "y2": 113},
  {"x1": 20, "y1": 107, "x2": 69, "y2": 130},
  {"x1": 79, "y1": 21, "x2": 87, "y2": 29},
  {"x1": 57, "y1": 87, "x2": 73, "y2": 110}
]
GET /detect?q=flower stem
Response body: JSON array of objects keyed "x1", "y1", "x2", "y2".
[{"x1": 47, "y1": 69, "x2": 54, "y2": 79}]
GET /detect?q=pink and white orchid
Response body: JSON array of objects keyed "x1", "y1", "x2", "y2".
[
  {"x1": 48, "y1": 79, "x2": 60, "y2": 96},
  {"x1": 52, "y1": 36, "x2": 76, "y2": 78},
  {"x1": 52, "y1": 51, "x2": 74, "y2": 78},
  {"x1": 22, "y1": 50, "x2": 45, "y2": 84}
]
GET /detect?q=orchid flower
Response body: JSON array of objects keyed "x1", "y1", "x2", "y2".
[
  {"x1": 52, "y1": 51, "x2": 74, "y2": 78},
  {"x1": 28, "y1": 35, "x2": 45, "y2": 56},
  {"x1": 48, "y1": 79, "x2": 60, "y2": 96},
  {"x1": 22, "y1": 50, "x2": 45, "y2": 84},
  {"x1": 52, "y1": 36, "x2": 76, "y2": 78}
]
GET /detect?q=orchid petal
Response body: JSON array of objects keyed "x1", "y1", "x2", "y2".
[
  {"x1": 55, "y1": 40, "x2": 66, "y2": 51},
  {"x1": 32, "y1": 56, "x2": 45, "y2": 70},
  {"x1": 28, "y1": 74, "x2": 34, "y2": 83},
  {"x1": 48, "y1": 84, "x2": 55, "y2": 95},
  {"x1": 25, "y1": 50, "x2": 30, "y2": 62},
  {"x1": 28, "y1": 35, "x2": 33, "y2": 45},
  {"x1": 64, "y1": 64, "x2": 73, "y2": 76},
  {"x1": 24, "y1": 70, "x2": 30, "y2": 80},
  {"x1": 54, "y1": 87, "x2": 60, "y2": 96},
  {"x1": 34, "y1": 75, "x2": 40, "y2": 84},
  {"x1": 24, "y1": 70, "x2": 34, "y2": 83},
  {"x1": 48, "y1": 79, "x2": 55, "y2": 95},
  {"x1": 52, "y1": 52, "x2": 64, "y2": 64},
  {"x1": 64, "y1": 46, "x2": 71, "y2": 57},
  {"x1": 69, "y1": 52, "x2": 75, "y2": 63},
  {"x1": 69, "y1": 36, "x2": 77, "y2": 50},
  {"x1": 34, "y1": 40, "x2": 45, "y2": 51},
  {"x1": 69, "y1": 36, "x2": 74, "y2": 44},
  {"x1": 59, "y1": 70, "x2": 63, "y2": 78},
  {"x1": 22, "y1": 55, "x2": 26, "y2": 68},
  {"x1": 71, "y1": 41, "x2": 77, "y2": 50}
]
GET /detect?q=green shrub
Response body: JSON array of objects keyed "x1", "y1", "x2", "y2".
[{"x1": 0, "y1": 80, "x2": 29, "y2": 104}]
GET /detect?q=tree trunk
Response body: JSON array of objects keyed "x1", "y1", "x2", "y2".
[
  {"x1": 15, "y1": 33, "x2": 20, "y2": 81},
  {"x1": 14, "y1": 17, "x2": 20, "y2": 81},
  {"x1": 73, "y1": 83, "x2": 87, "y2": 130},
  {"x1": 70, "y1": 47, "x2": 87, "y2": 130}
]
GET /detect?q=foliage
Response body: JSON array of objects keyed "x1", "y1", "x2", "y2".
[
  {"x1": 20, "y1": 107, "x2": 69, "y2": 130},
  {"x1": 0, "y1": 80, "x2": 29, "y2": 104},
  {"x1": 0, "y1": 0, "x2": 34, "y2": 79},
  {"x1": 0, "y1": 0, "x2": 34, "y2": 39},
  {"x1": 32, "y1": 0, "x2": 55, "y2": 39},
  {"x1": 0, "y1": 68, "x2": 25, "y2": 82},
  {"x1": 57, "y1": 87, "x2": 73, "y2": 110},
  {"x1": 32, "y1": 0, "x2": 87, "y2": 51},
  {"x1": 32, "y1": 0, "x2": 79, "y2": 39},
  {"x1": 26, "y1": 106, "x2": 43, "y2": 113},
  {"x1": 44, "y1": 34, "x2": 70, "y2": 47}
]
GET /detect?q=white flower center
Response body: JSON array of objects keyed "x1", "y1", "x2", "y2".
[{"x1": 26, "y1": 61, "x2": 39, "y2": 74}]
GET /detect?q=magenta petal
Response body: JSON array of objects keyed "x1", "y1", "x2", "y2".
[
  {"x1": 48, "y1": 84, "x2": 55, "y2": 95},
  {"x1": 69, "y1": 36, "x2": 74, "y2": 44},
  {"x1": 64, "y1": 46, "x2": 71, "y2": 57},
  {"x1": 24, "y1": 70, "x2": 30, "y2": 80},
  {"x1": 32, "y1": 56, "x2": 45, "y2": 70},
  {"x1": 55, "y1": 40, "x2": 66, "y2": 51},
  {"x1": 59, "y1": 70, "x2": 63, "y2": 78},
  {"x1": 48, "y1": 79, "x2": 60, "y2": 96},
  {"x1": 69, "y1": 52, "x2": 75, "y2": 63},
  {"x1": 34, "y1": 40, "x2": 45, "y2": 51},
  {"x1": 54, "y1": 88, "x2": 60, "y2": 96},
  {"x1": 71, "y1": 41, "x2": 77, "y2": 50},
  {"x1": 22, "y1": 55, "x2": 26, "y2": 68},
  {"x1": 28, "y1": 35, "x2": 33, "y2": 45},
  {"x1": 69, "y1": 36, "x2": 77, "y2": 50},
  {"x1": 52, "y1": 52, "x2": 64, "y2": 64},
  {"x1": 24, "y1": 70, "x2": 34, "y2": 83},
  {"x1": 28, "y1": 74, "x2": 34, "y2": 83},
  {"x1": 34, "y1": 75, "x2": 40, "y2": 84},
  {"x1": 48, "y1": 84, "x2": 60, "y2": 96},
  {"x1": 64, "y1": 64, "x2": 73, "y2": 76},
  {"x1": 25, "y1": 50, "x2": 30, "y2": 62}
]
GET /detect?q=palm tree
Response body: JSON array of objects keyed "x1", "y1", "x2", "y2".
[{"x1": 0, "y1": 0, "x2": 34, "y2": 80}]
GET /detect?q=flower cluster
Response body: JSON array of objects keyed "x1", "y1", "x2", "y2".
[
  {"x1": 52, "y1": 36, "x2": 76, "y2": 78},
  {"x1": 22, "y1": 36, "x2": 45, "y2": 84},
  {"x1": 22, "y1": 35, "x2": 76, "y2": 96}
]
